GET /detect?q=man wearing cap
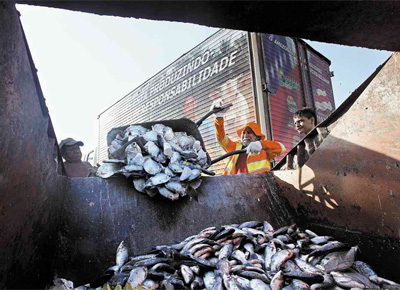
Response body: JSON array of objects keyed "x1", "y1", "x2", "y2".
[
  {"x1": 211, "y1": 100, "x2": 285, "y2": 175},
  {"x1": 59, "y1": 138, "x2": 96, "y2": 177}
]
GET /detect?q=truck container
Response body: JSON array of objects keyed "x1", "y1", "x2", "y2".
[
  {"x1": 95, "y1": 29, "x2": 335, "y2": 172},
  {"x1": 1, "y1": 2, "x2": 399, "y2": 288}
]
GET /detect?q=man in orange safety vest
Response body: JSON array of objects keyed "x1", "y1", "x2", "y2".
[{"x1": 211, "y1": 99, "x2": 286, "y2": 175}]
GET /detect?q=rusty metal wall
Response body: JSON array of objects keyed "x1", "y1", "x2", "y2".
[
  {"x1": 96, "y1": 29, "x2": 255, "y2": 175},
  {"x1": 0, "y1": 2, "x2": 66, "y2": 288},
  {"x1": 57, "y1": 174, "x2": 294, "y2": 285},
  {"x1": 273, "y1": 52, "x2": 400, "y2": 281}
]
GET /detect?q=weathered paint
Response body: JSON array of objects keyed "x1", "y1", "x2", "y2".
[
  {"x1": 0, "y1": 3, "x2": 66, "y2": 288},
  {"x1": 57, "y1": 173, "x2": 294, "y2": 285},
  {"x1": 273, "y1": 52, "x2": 400, "y2": 281}
]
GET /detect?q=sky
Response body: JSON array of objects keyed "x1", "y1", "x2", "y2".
[{"x1": 17, "y1": 4, "x2": 392, "y2": 156}]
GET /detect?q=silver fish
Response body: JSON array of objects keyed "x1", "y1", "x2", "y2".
[
  {"x1": 145, "y1": 173, "x2": 170, "y2": 187},
  {"x1": 168, "y1": 162, "x2": 183, "y2": 174},
  {"x1": 163, "y1": 142, "x2": 173, "y2": 157},
  {"x1": 143, "y1": 131, "x2": 158, "y2": 142},
  {"x1": 158, "y1": 186, "x2": 179, "y2": 201},
  {"x1": 165, "y1": 181, "x2": 188, "y2": 196},
  {"x1": 143, "y1": 158, "x2": 162, "y2": 175},
  {"x1": 127, "y1": 266, "x2": 148, "y2": 287},
  {"x1": 319, "y1": 246, "x2": 358, "y2": 272},
  {"x1": 204, "y1": 271, "x2": 216, "y2": 290},
  {"x1": 96, "y1": 163, "x2": 121, "y2": 178},
  {"x1": 330, "y1": 271, "x2": 366, "y2": 288},
  {"x1": 142, "y1": 279, "x2": 159, "y2": 289},
  {"x1": 271, "y1": 249, "x2": 293, "y2": 272},
  {"x1": 250, "y1": 279, "x2": 271, "y2": 290},
  {"x1": 144, "y1": 141, "x2": 160, "y2": 159},
  {"x1": 181, "y1": 264, "x2": 194, "y2": 285},
  {"x1": 180, "y1": 166, "x2": 192, "y2": 181},
  {"x1": 119, "y1": 164, "x2": 143, "y2": 172},
  {"x1": 116, "y1": 241, "x2": 129, "y2": 269},
  {"x1": 270, "y1": 270, "x2": 285, "y2": 290}
]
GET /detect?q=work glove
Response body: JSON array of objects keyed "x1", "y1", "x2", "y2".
[
  {"x1": 210, "y1": 99, "x2": 229, "y2": 118},
  {"x1": 246, "y1": 141, "x2": 262, "y2": 155}
]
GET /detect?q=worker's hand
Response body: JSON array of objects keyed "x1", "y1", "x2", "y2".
[
  {"x1": 210, "y1": 99, "x2": 228, "y2": 118},
  {"x1": 246, "y1": 141, "x2": 262, "y2": 155}
]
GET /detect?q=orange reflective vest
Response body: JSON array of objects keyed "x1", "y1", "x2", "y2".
[{"x1": 214, "y1": 118, "x2": 286, "y2": 175}]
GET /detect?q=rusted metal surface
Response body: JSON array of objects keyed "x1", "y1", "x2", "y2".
[
  {"x1": 57, "y1": 173, "x2": 294, "y2": 284},
  {"x1": 273, "y1": 52, "x2": 400, "y2": 280},
  {"x1": 17, "y1": 1, "x2": 400, "y2": 51},
  {"x1": 0, "y1": 2, "x2": 66, "y2": 288}
]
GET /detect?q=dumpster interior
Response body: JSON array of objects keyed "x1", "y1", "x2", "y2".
[{"x1": 1, "y1": 1, "x2": 400, "y2": 288}]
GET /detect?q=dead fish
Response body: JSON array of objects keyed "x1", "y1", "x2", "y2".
[
  {"x1": 145, "y1": 173, "x2": 170, "y2": 187},
  {"x1": 191, "y1": 275, "x2": 204, "y2": 289},
  {"x1": 96, "y1": 163, "x2": 121, "y2": 178},
  {"x1": 143, "y1": 158, "x2": 162, "y2": 175},
  {"x1": 180, "y1": 166, "x2": 192, "y2": 181},
  {"x1": 116, "y1": 241, "x2": 129, "y2": 269},
  {"x1": 291, "y1": 279, "x2": 310, "y2": 290},
  {"x1": 243, "y1": 243, "x2": 255, "y2": 255},
  {"x1": 309, "y1": 273, "x2": 335, "y2": 290},
  {"x1": 163, "y1": 127, "x2": 175, "y2": 141},
  {"x1": 127, "y1": 266, "x2": 148, "y2": 287},
  {"x1": 143, "y1": 131, "x2": 158, "y2": 142},
  {"x1": 132, "y1": 178, "x2": 146, "y2": 193},
  {"x1": 352, "y1": 260, "x2": 377, "y2": 277},
  {"x1": 239, "y1": 221, "x2": 263, "y2": 229},
  {"x1": 103, "y1": 159, "x2": 125, "y2": 163},
  {"x1": 193, "y1": 140, "x2": 202, "y2": 151},
  {"x1": 330, "y1": 271, "x2": 367, "y2": 288},
  {"x1": 218, "y1": 243, "x2": 234, "y2": 260},
  {"x1": 369, "y1": 275, "x2": 400, "y2": 287},
  {"x1": 305, "y1": 230, "x2": 319, "y2": 238},
  {"x1": 343, "y1": 269, "x2": 379, "y2": 289},
  {"x1": 294, "y1": 258, "x2": 324, "y2": 276},
  {"x1": 310, "y1": 236, "x2": 333, "y2": 245},
  {"x1": 319, "y1": 246, "x2": 358, "y2": 273},
  {"x1": 169, "y1": 162, "x2": 183, "y2": 174},
  {"x1": 306, "y1": 241, "x2": 347, "y2": 262},
  {"x1": 145, "y1": 141, "x2": 160, "y2": 159},
  {"x1": 270, "y1": 270, "x2": 285, "y2": 290},
  {"x1": 142, "y1": 279, "x2": 159, "y2": 289},
  {"x1": 270, "y1": 249, "x2": 293, "y2": 271},
  {"x1": 231, "y1": 250, "x2": 247, "y2": 264},
  {"x1": 181, "y1": 264, "x2": 194, "y2": 285},
  {"x1": 190, "y1": 265, "x2": 201, "y2": 275},
  {"x1": 237, "y1": 270, "x2": 270, "y2": 283},
  {"x1": 188, "y1": 169, "x2": 201, "y2": 181},
  {"x1": 264, "y1": 241, "x2": 277, "y2": 271},
  {"x1": 158, "y1": 187, "x2": 180, "y2": 201},
  {"x1": 250, "y1": 279, "x2": 271, "y2": 290},
  {"x1": 165, "y1": 181, "x2": 188, "y2": 196},
  {"x1": 163, "y1": 142, "x2": 173, "y2": 157},
  {"x1": 204, "y1": 271, "x2": 216, "y2": 290},
  {"x1": 118, "y1": 164, "x2": 143, "y2": 172},
  {"x1": 126, "y1": 125, "x2": 148, "y2": 136},
  {"x1": 125, "y1": 142, "x2": 142, "y2": 163}
]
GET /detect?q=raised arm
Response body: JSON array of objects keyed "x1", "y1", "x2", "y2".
[{"x1": 214, "y1": 117, "x2": 237, "y2": 153}]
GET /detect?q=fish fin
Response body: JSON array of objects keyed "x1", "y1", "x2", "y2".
[{"x1": 188, "y1": 187, "x2": 200, "y2": 202}]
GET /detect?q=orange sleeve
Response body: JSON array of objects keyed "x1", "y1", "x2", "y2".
[
  {"x1": 214, "y1": 117, "x2": 236, "y2": 153},
  {"x1": 260, "y1": 140, "x2": 286, "y2": 158}
]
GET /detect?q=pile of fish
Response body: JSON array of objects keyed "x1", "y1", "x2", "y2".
[
  {"x1": 77, "y1": 221, "x2": 399, "y2": 290},
  {"x1": 96, "y1": 124, "x2": 210, "y2": 201}
]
